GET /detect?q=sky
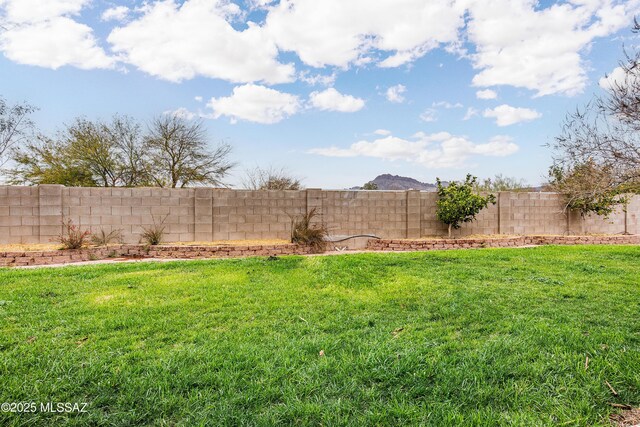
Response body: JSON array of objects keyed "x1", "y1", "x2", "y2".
[{"x1": 0, "y1": 0, "x2": 638, "y2": 189}]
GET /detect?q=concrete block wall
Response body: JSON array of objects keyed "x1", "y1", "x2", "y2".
[
  {"x1": 319, "y1": 190, "x2": 407, "y2": 239},
  {"x1": 0, "y1": 185, "x2": 638, "y2": 244},
  {"x1": 211, "y1": 189, "x2": 307, "y2": 241},
  {"x1": 419, "y1": 192, "x2": 499, "y2": 237},
  {"x1": 498, "y1": 192, "x2": 567, "y2": 235},
  {"x1": 0, "y1": 186, "x2": 40, "y2": 244},
  {"x1": 62, "y1": 187, "x2": 196, "y2": 244}
]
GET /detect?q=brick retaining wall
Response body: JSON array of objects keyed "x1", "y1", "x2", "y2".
[
  {"x1": 0, "y1": 243, "x2": 312, "y2": 267},
  {"x1": 366, "y1": 235, "x2": 640, "y2": 251},
  {"x1": 2, "y1": 235, "x2": 639, "y2": 267}
]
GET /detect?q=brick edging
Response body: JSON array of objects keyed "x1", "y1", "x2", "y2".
[
  {"x1": 366, "y1": 235, "x2": 640, "y2": 251},
  {"x1": 0, "y1": 243, "x2": 312, "y2": 267},
  {"x1": 2, "y1": 236, "x2": 639, "y2": 267}
]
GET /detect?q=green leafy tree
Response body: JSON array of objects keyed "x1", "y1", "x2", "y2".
[
  {"x1": 476, "y1": 174, "x2": 526, "y2": 192},
  {"x1": 362, "y1": 181, "x2": 378, "y2": 190},
  {"x1": 547, "y1": 160, "x2": 626, "y2": 217},
  {"x1": 9, "y1": 135, "x2": 96, "y2": 186},
  {"x1": 436, "y1": 174, "x2": 496, "y2": 238},
  {"x1": 9, "y1": 115, "x2": 150, "y2": 187}
]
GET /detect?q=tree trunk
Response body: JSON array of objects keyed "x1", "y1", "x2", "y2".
[{"x1": 448, "y1": 223, "x2": 452, "y2": 238}]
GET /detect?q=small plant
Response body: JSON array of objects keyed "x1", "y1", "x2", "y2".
[
  {"x1": 140, "y1": 214, "x2": 168, "y2": 246},
  {"x1": 91, "y1": 228, "x2": 124, "y2": 246},
  {"x1": 53, "y1": 218, "x2": 91, "y2": 250},
  {"x1": 436, "y1": 174, "x2": 496, "y2": 238},
  {"x1": 290, "y1": 208, "x2": 328, "y2": 252}
]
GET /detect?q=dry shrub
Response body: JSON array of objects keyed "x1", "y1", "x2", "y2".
[
  {"x1": 53, "y1": 218, "x2": 91, "y2": 250},
  {"x1": 91, "y1": 228, "x2": 124, "y2": 246},
  {"x1": 290, "y1": 208, "x2": 328, "y2": 252},
  {"x1": 140, "y1": 215, "x2": 168, "y2": 246}
]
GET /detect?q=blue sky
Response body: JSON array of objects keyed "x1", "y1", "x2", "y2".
[{"x1": 0, "y1": 0, "x2": 638, "y2": 188}]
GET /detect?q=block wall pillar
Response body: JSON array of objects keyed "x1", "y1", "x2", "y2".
[
  {"x1": 38, "y1": 184, "x2": 64, "y2": 242},
  {"x1": 194, "y1": 188, "x2": 213, "y2": 241},
  {"x1": 406, "y1": 190, "x2": 421, "y2": 238}
]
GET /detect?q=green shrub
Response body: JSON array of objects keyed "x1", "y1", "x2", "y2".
[{"x1": 436, "y1": 174, "x2": 496, "y2": 238}]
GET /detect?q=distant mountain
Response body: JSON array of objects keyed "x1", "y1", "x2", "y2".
[{"x1": 353, "y1": 174, "x2": 440, "y2": 191}]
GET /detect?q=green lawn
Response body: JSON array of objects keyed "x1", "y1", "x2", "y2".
[{"x1": 0, "y1": 246, "x2": 639, "y2": 426}]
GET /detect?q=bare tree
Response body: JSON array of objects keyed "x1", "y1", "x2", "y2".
[
  {"x1": 242, "y1": 166, "x2": 303, "y2": 190},
  {"x1": 551, "y1": 20, "x2": 640, "y2": 186},
  {"x1": 549, "y1": 21, "x2": 640, "y2": 215},
  {"x1": 145, "y1": 116, "x2": 234, "y2": 188},
  {"x1": 0, "y1": 96, "x2": 37, "y2": 167},
  {"x1": 101, "y1": 115, "x2": 150, "y2": 187}
]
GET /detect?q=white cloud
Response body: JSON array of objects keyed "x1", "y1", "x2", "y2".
[
  {"x1": 264, "y1": 0, "x2": 466, "y2": 69},
  {"x1": 107, "y1": 0, "x2": 295, "y2": 84},
  {"x1": 299, "y1": 71, "x2": 337, "y2": 87},
  {"x1": 419, "y1": 109, "x2": 437, "y2": 123},
  {"x1": 483, "y1": 104, "x2": 542, "y2": 126},
  {"x1": 476, "y1": 89, "x2": 497, "y2": 99},
  {"x1": 309, "y1": 88, "x2": 365, "y2": 112},
  {"x1": 0, "y1": 17, "x2": 114, "y2": 70},
  {"x1": 309, "y1": 131, "x2": 519, "y2": 168},
  {"x1": 463, "y1": 107, "x2": 479, "y2": 120},
  {"x1": 101, "y1": 6, "x2": 129, "y2": 22},
  {"x1": 207, "y1": 84, "x2": 301, "y2": 124},
  {"x1": 373, "y1": 129, "x2": 392, "y2": 136},
  {"x1": 164, "y1": 107, "x2": 196, "y2": 120},
  {"x1": 0, "y1": 0, "x2": 87, "y2": 23},
  {"x1": 0, "y1": 0, "x2": 113, "y2": 70},
  {"x1": 599, "y1": 66, "x2": 629, "y2": 91},
  {"x1": 432, "y1": 101, "x2": 463, "y2": 109},
  {"x1": 194, "y1": 96, "x2": 203, "y2": 102},
  {"x1": 467, "y1": 0, "x2": 637, "y2": 96},
  {"x1": 385, "y1": 84, "x2": 407, "y2": 103}
]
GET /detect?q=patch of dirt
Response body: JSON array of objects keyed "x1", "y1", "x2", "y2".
[
  {"x1": 610, "y1": 407, "x2": 640, "y2": 426},
  {"x1": 0, "y1": 243, "x2": 62, "y2": 252}
]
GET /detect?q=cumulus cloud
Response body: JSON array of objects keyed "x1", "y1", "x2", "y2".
[
  {"x1": 264, "y1": 0, "x2": 465, "y2": 69},
  {"x1": 101, "y1": 6, "x2": 129, "y2": 22},
  {"x1": 599, "y1": 66, "x2": 631, "y2": 91},
  {"x1": 420, "y1": 109, "x2": 438, "y2": 123},
  {"x1": 1, "y1": 0, "x2": 636, "y2": 99},
  {"x1": 386, "y1": 84, "x2": 407, "y2": 103},
  {"x1": 483, "y1": 104, "x2": 542, "y2": 126},
  {"x1": 0, "y1": 0, "x2": 87, "y2": 23},
  {"x1": 309, "y1": 88, "x2": 365, "y2": 112},
  {"x1": 476, "y1": 89, "x2": 497, "y2": 99},
  {"x1": 207, "y1": 84, "x2": 301, "y2": 124},
  {"x1": 0, "y1": 0, "x2": 114, "y2": 70},
  {"x1": 467, "y1": 0, "x2": 635, "y2": 97},
  {"x1": 164, "y1": 107, "x2": 197, "y2": 120},
  {"x1": 309, "y1": 131, "x2": 518, "y2": 168},
  {"x1": 107, "y1": 0, "x2": 295, "y2": 84}
]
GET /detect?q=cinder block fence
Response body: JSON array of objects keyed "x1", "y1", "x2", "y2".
[{"x1": 0, "y1": 185, "x2": 637, "y2": 244}]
